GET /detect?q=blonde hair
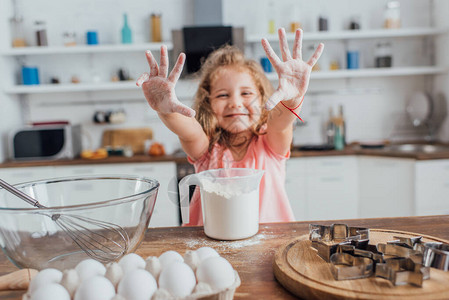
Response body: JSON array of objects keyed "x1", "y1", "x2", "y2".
[{"x1": 192, "y1": 45, "x2": 274, "y2": 151}]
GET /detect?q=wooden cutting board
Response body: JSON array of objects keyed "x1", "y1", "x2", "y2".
[{"x1": 273, "y1": 229, "x2": 449, "y2": 300}]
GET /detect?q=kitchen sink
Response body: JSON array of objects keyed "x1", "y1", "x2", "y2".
[{"x1": 384, "y1": 144, "x2": 449, "y2": 153}]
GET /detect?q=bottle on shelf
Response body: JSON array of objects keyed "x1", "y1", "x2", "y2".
[
  {"x1": 151, "y1": 13, "x2": 162, "y2": 42},
  {"x1": 34, "y1": 21, "x2": 48, "y2": 46},
  {"x1": 325, "y1": 107, "x2": 335, "y2": 146},
  {"x1": 337, "y1": 104, "x2": 346, "y2": 146},
  {"x1": 268, "y1": 0, "x2": 276, "y2": 34},
  {"x1": 121, "y1": 13, "x2": 132, "y2": 44}
]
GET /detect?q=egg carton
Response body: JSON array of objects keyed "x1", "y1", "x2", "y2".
[
  {"x1": 21, "y1": 248, "x2": 241, "y2": 300},
  {"x1": 183, "y1": 271, "x2": 240, "y2": 300}
]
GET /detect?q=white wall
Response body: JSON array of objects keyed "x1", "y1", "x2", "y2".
[{"x1": 0, "y1": 0, "x2": 446, "y2": 163}]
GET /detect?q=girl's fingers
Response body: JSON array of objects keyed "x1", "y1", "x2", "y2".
[
  {"x1": 292, "y1": 29, "x2": 303, "y2": 60},
  {"x1": 261, "y1": 38, "x2": 282, "y2": 71},
  {"x1": 168, "y1": 53, "x2": 186, "y2": 83},
  {"x1": 265, "y1": 90, "x2": 286, "y2": 111},
  {"x1": 159, "y1": 45, "x2": 169, "y2": 78},
  {"x1": 136, "y1": 72, "x2": 150, "y2": 87},
  {"x1": 145, "y1": 50, "x2": 159, "y2": 76},
  {"x1": 307, "y1": 43, "x2": 325, "y2": 67},
  {"x1": 278, "y1": 28, "x2": 292, "y2": 62}
]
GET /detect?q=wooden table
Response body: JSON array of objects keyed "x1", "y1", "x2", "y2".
[{"x1": 1, "y1": 215, "x2": 448, "y2": 299}]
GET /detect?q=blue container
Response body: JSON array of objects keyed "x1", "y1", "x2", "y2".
[
  {"x1": 86, "y1": 31, "x2": 98, "y2": 45},
  {"x1": 346, "y1": 51, "x2": 359, "y2": 69},
  {"x1": 260, "y1": 57, "x2": 273, "y2": 73},
  {"x1": 22, "y1": 67, "x2": 40, "y2": 85}
]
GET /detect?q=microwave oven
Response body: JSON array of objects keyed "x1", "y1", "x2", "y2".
[{"x1": 9, "y1": 124, "x2": 82, "y2": 161}]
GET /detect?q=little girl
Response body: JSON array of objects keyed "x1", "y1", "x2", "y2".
[{"x1": 137, "y1": 28, "x2": 323, "y2": 224}]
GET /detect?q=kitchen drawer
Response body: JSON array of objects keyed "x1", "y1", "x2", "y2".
[
  {"x1": 307, "y1": 174, "x2": 358, "y2": 220},
  {"x1": 358, "y1": 157, "x2": 414, "y2": 218},
  {"x1": 306, "y1": 156, "x2": 357, "y2": 176},
  {"x1": 415, "y1": 160, "x2": 449, "y2": 216}
]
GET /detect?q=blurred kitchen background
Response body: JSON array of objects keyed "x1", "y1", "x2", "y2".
[
  {"x1": 1, "y1": 0, "x2": 449, "y2": 225},
  {"x1": 0, "y1": 0, "x2": 448, "y2": 158}
]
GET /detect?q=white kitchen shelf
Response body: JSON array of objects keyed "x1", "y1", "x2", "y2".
[
  {"x1": 4, "y1": 78, "x2": 199, "y2": 95},
  {"x1": 5, "y1": 66, "x2": 446, "y2": 95},
  {"x1": 0, "y1": 42, "x2": 173, "y2": 56},
  {"x1": 246, "y1": 27, "x2": 447, "y2": 43},
  {"x1": 264, "y1": 66, "x2": 448, "y2": 81}
]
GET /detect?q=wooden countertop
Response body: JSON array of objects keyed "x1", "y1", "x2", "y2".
[
  {"x1": 1, "y1": 215, "x2": 448, "y2": 299},
  {"x1": 2, "y1": 145, "x2": 449, "y2": 169}
]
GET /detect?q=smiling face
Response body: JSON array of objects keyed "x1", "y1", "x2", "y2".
[{"x1": 209, "y1": 67, "x2": 262, "y2": 134}]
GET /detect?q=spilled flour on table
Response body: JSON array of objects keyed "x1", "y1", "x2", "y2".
[{"x1": 185, "y1": 233, "x2": 270, "y2": 252}]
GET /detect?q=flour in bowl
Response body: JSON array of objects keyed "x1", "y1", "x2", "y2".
[{"x1": 199, "y1": 178, "x2": 259, "y2": 240}]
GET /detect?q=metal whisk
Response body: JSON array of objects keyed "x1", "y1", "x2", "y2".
[{"x1": 0, "y1": 178, "x2": 129, "y2": 263}]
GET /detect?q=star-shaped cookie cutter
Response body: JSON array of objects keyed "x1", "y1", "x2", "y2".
[{"x1": 375, "y1": 257, "x2": 430, "y2": 287}]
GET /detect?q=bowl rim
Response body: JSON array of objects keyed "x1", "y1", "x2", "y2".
[{"x1": 0, "y1": 174, "x2": 160, "y2": 212}]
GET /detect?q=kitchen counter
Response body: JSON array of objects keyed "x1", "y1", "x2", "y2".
[
  {"x1": 1, "y1": 215, "x2": 448, "y2": 299},
  {"x1": 2, "y1": 144, "x2": 449, "y2": 169}
]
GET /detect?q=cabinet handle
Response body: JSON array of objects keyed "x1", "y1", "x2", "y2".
[
  {"x1": 132, "y1": 167, "x2": 155, "y2": 173},
  {"x1": 71, "y1": 169, "x2": 94, "y2": 174},
  {"x1": 320, "y1": 177, "x2": 343, "y2": 182}
]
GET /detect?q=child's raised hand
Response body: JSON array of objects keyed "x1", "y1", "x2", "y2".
[
  {"x1": 261, "y1": 28, "x2": 324, "y2": 110},
  {"x1": 137, "y1": 46, "x2": 196, "y2": 117}
]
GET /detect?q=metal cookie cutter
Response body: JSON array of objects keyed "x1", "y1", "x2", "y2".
[
  {"x1": 309, "y1": 224, "x2": 370, "y2": 262},
  {"x1": 419, "y1": 242, "x2": 449, "y2": 271},
  {"x1": 375, "y1": 257, "x2": 430, "y2": 287},
  {"x1": 337, "y1": 243, "x2": 384, "y2": 265},
  {"x1": 330, "y1": 252, "x2": 374, "y2": 280}
]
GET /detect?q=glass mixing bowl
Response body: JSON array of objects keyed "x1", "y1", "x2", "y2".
[{"x1": 0, "y1": 175, "x2": 159, "y2": 270}]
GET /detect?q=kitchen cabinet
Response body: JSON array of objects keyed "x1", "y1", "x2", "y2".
[
  {"x1": 285, "y1": 158, "x2": 307, "y2": 221},
  {"x1": 286, "y1": 156, "x2": 358, "y2": 221},
  {"x1": 415, "y1": 159, "x2": 449, "y2": 216},
  {"x1": 0, "y1": 165, "x2": 53, "y2": 184},
  {"x1": 0, "y1": 162, "x2": 179, "y2": 227},
  {"x1": 358, "y1": 156, "x2": 415, "y2": 218}
]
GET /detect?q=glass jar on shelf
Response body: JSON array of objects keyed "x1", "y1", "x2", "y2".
[
  {"x1": 10, "y1": 16, "x2": 26, "y2": 47},
  {"x1": 375, "y1": 41, "x2": 392, "y2": 68},
  {"x1": 384, "y1": 1, "x2": 401, "y2": 29}
]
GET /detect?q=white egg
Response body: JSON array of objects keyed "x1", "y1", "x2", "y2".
[
  {"x1": 118, "y1": 253, "x2": 146, "y2": 274},
  {"x1": 74, "y1": 276, "x2": 115, "y2": 300},
  {"x1": 30, "y1": 283, "x2": 70, "y2": 300},
  {"x1": 158, "y1": 250, "x2": 183, "y2": 268},
  {"x1": 196, "y1": 256, "x2": 235, "y2": 290},
  {"x1": 117, "y1": 269, "x2": 157, "y2": 300},
  {"x1": 158, "y1": 261, "x2": 196, "y2": 297},
  {"x1": 195, "y1": 247, "x2": 219, "y2": 263},
  {"x1": 29, "y1": 268, "x2": 63, "y2": 294},
  {"x1": 75, "y1": 259, "x2": 106, "y2": 281}
]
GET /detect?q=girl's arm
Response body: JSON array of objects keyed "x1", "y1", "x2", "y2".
[
  {"x1": 261, "y1": 28, "x2": 324, "y2": 156},
  {"x1": 137, "y1": 46, "x2": 209, "y2": 160}
]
